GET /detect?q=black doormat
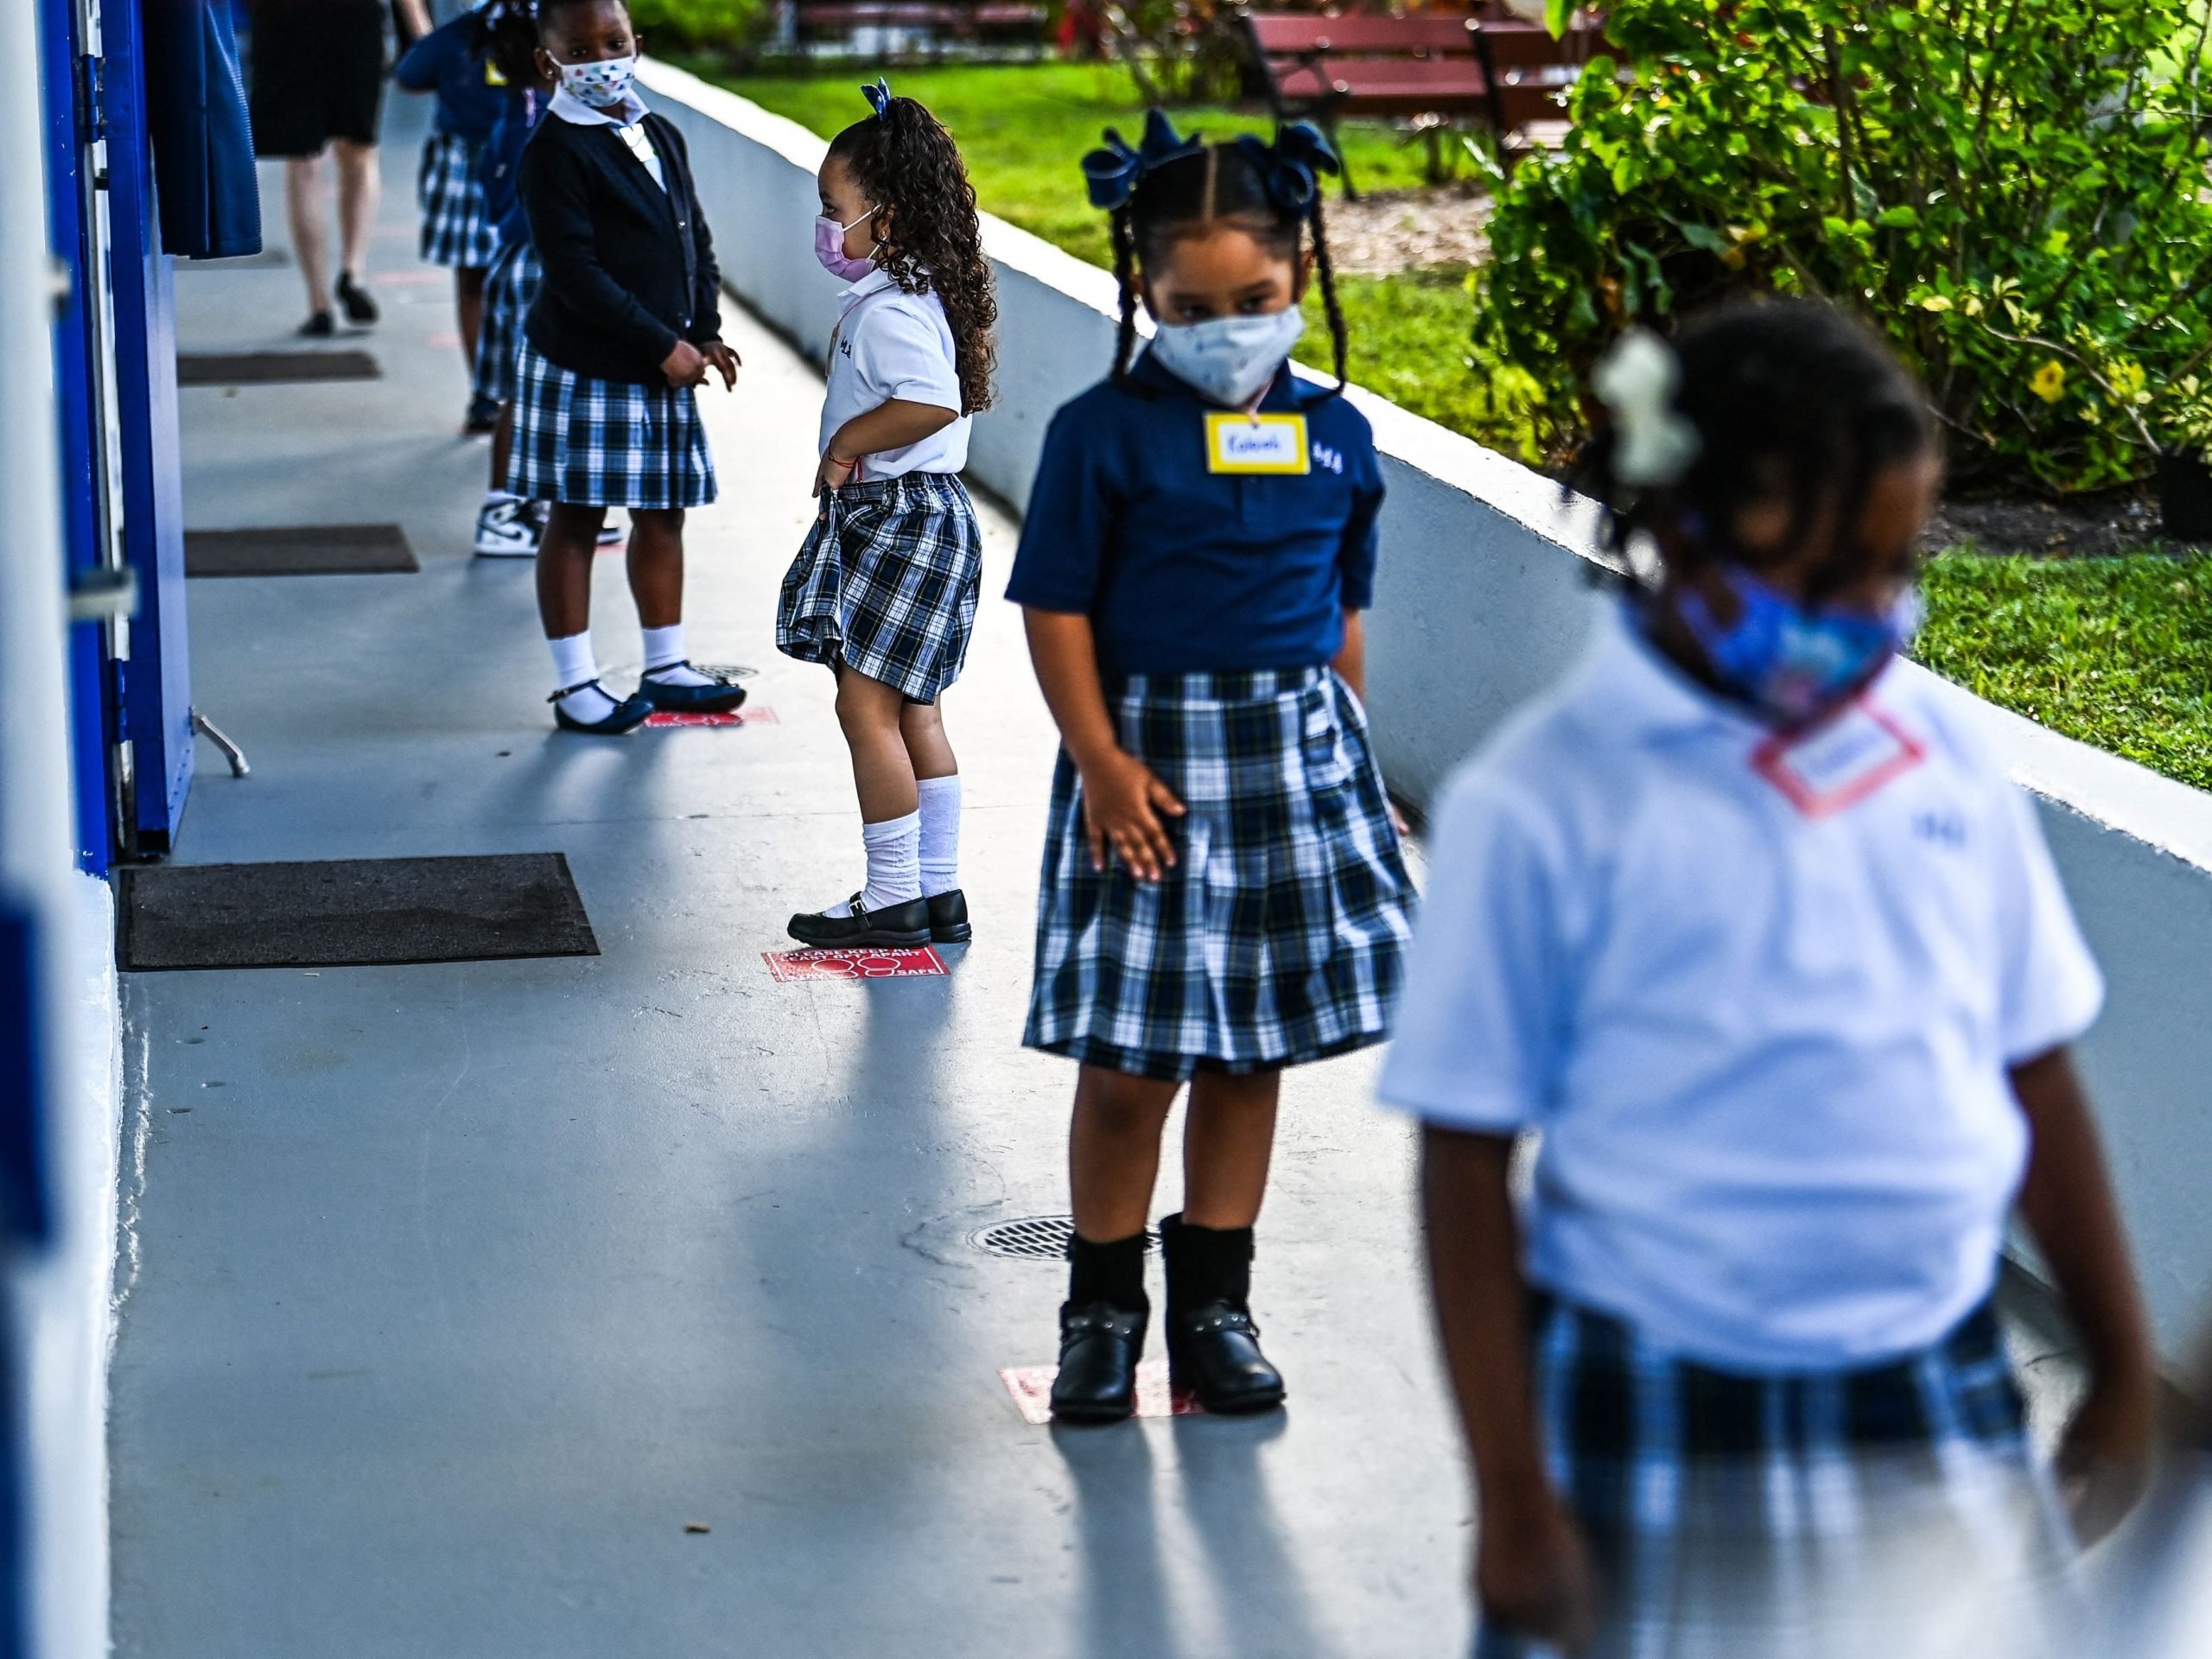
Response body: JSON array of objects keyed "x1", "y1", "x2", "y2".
[
  {"x1": 118, "y1": 854, "x2": 598, "y2": 971},
  {"x1": 176, "y1": 350, "x2": 379, "y2": 387},
  {"x1": 186, "y1": 524, "x2": 418, "y2": 577}
]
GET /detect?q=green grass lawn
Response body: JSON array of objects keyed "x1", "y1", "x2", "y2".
[
  {"x1": 1915, "y1": 551, "x2": 2212, "y2": 790},
  {"x1": 702, "y1": 58, "x2": 2212, "y2": 794}
]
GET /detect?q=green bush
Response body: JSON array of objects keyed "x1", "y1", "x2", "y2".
[
  {"x1": 1468, "y1": 1, "x2": 2212, "y2": 492},
  {"x1": 632, "y1": 0, "x2": 769, "y2": 59}
]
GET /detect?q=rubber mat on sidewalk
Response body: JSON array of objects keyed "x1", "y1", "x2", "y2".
[
  {"x1": 118, "y1": 855, "x2": 597, "y2": 971},
  {"x1": 177, "y1": 350, "x2": 379, "y2": 386},
  {"x1": 186, "y1": 524, "x2": 417, "y2": 576}
]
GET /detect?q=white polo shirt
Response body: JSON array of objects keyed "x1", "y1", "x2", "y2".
[
  {"x1": 1379, "y1": 600, "x2": 2104, "y2": 1370},
  {"x1": 548, "y1": 86, "x2": 664, "y2": 190},
  {"x1": 819, "y1": 267, "x2": 969, "y2": 480}
]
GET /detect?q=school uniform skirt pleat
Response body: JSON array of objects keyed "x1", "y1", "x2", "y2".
[
  {"x1": 1024, "y1": 668, "x2": 1414, "y2": 1082},
  {"x1": 416, "y1": 131, "x2": 499, "y2": 269},
  {"x1": 506, "y1": 342, "x2": 716, "y2": 510},
  {"x1": 776, "y1": 473, "x2": 982, "y2": 704},
  {"x1": 472, "y1": 242, "x2": 541, "y2": 407},
  {"x1": 1473, "y1": 1297, "x2": 2080, "y2": 1659}
]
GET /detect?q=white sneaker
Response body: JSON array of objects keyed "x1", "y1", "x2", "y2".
[{"x1": 474, "y1": 498, "x2": 540, "y2": 558}]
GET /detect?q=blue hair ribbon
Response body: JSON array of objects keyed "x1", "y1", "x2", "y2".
[
  {"x1": 1080, "y1": 108, "x2": 1205, "y2": 210},
  {"x1": 1234, "y1": 122, "x2": 1340, "y2": 216},
  {"x1": 863, "y1": 77, "x2": 893, "y2": 120}
]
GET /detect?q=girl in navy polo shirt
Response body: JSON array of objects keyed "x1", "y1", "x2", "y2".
[
  {"x1": 1387, "y1": 303, "x2": 2155, "y2": 1656},
  {"x1": 395, "y1": 0, "x2": 508, "y2": 429},
  {"x1": 1007, "y1": 116, "x2": 1414, "y2": 1424}
]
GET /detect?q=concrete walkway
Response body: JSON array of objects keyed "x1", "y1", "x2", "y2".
[{"x1": 111, "y1": 102, "x2": 1471, "y2": 1656}]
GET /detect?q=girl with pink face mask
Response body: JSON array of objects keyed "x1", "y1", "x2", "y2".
[{"x1": 775, "y1": 83, "x2": 998, "y2": 952}]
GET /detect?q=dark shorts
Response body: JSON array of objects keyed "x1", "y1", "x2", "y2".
[{"x1": 248, "y1": 1, "x2": 387, "y2": 157}]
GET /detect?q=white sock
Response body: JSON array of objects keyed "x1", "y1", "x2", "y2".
[
  {"x1": 548, "y1": 632, "x2": 618, "y2": 722},
  {"x1": 823, "y1": 811, "x2": 922, "y2": 915},
  {"x1": 917, "y1": 774, "x2": 962, "y2": 898},
  {"x1": 641, "y1": 622, "x2": 715, "y2": 687}
]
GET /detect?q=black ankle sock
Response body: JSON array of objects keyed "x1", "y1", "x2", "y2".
[
  {"x1": 1161, "y1": 1212, "x2": 1254, "y2": 1310},
  {"x1": 1066, "y1": 1230, "x2": 1148, "y2": 1313}
]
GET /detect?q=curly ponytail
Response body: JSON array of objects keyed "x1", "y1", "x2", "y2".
[{"x1": 829, "y1": 98, "x2": 998, "y2": 415}]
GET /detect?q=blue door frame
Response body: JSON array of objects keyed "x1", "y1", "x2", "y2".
[{"x1": 41, "y1": 0, "x2": 195, "y2": 868}]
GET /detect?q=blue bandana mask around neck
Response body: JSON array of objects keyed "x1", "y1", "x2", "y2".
[
  {"x1": 1145, "y1": 308, "x2": 1306, "y2": 408},
  {"x1": 1669, "y1": 566, "x2": 1922, "y2": 728}
]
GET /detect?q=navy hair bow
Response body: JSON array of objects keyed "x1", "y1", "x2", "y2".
[
  {"x1": 863, "y1": 78, "x2": 893, "y2": 120},
  {"x1": 1234, "y1": 122, "x2": 1340, "y2": 216},
  {"x1": 1081, "y1": 108, "x2": 1205, "y2": 210}
]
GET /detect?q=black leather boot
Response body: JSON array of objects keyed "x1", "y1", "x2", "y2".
[
  {"x1": 1050, "y1": 1230, "x2": 1148, "y2": 1425},
  {"x1": 1160, "y1": 1213, "x2": 1285, "y2": 1414}
]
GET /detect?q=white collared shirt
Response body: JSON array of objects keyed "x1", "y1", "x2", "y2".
[
  {"x1": 1379, "y1": 599, "x2": 2103, "y2": 1370},
  {"x1": 819, "y1": 266, "x2": 969, "y2": 479},
  {"x1": 548, "y1": 84, "x2": 663, "y2": 190}
]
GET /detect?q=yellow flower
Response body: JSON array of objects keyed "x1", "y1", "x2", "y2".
[{"x1": 2030, "y1": 359, "x2": 2067, "y2": 404}]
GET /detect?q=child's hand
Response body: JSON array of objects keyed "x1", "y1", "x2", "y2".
[
  {"x1": 702, "y1": 341, "x2": 741, "y2": 390},
  {"x1": 659, "y1": 340, "x2": 708, "y2": 388},
  {"x1": 1476, "y1": 1485, "x2": 1599, "y2": 1656},
  {"x1": 2057, "y1": 1365, "x2": 2159, "y2": 1544},
  {"x1": 813, "y1": 451, "x2": 857, "y2": 497},
  {"x1": 1077, "y1": 749, "x2": 1185, "y2": 881}
]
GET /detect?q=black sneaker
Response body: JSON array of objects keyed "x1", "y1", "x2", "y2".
[
  {"x1": 335, "y1": 273, "x2": 378, "y2": 326},
  {"x1": 786, "y1": 893, "x2": 931, "y2": 949},
  {"x1": 925, "y1": 889, "x2": 971, "y2": 944},
  {"x1": 299, "y1": 309, "x2": 335, "y2": 338},
  {"x1": 462, "y1": 394, "x2": 500, "y2": 435}
]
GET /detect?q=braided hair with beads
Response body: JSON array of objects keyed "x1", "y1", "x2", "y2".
[{"x1": 1083, "y1": 114, "x2": 1351, "y2": 398}]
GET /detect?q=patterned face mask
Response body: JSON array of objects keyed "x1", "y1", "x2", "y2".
[
  {"x1": 558, "y1": 54, "x2": 637, "y2": 109},
  {"x1": 1674, "y1": 566, "x2": 1923, "y2": 728}
]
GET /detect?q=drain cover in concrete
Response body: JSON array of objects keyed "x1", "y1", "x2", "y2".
[
  {"x1": 186, "y1": 524, "x2": 417, "y2": 577},
  {"x1": 972, "y1": 1217, "x2": 1154, "y2": 1261},
  {"x1": 176, "y1": 350, "x2": 379, "y2": 387},
  {"x1": 118, "y1": 854, "x2": 596, "y2": 971}
]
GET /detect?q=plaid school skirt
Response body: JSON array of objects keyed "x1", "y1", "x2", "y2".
[
  {"x1": 1474, "y1": 1297, "x2": 2080, "y2": 1659},
  {"x1": 506, "y1": 342, "x2": 716, "y2": 510},
  {"x1": 416, "y1": 132, "x2": 498, "y2": 269},
  {"x1": 776, "y1": 472, "x2": 982, "y2": 704},
  {"x1": 1024, "y1": 668, "x2": 1414, "y2": 1082},
  {"x1": 471, "y1": 241, "x2": 541, "y2": 407}
]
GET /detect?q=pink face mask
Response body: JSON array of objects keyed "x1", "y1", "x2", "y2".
[{"x1": 814, "y1": 208, "x2": 878, "y2": 282}]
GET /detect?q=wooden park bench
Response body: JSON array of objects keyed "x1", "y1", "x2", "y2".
[{"x1": 1240, "y1": 9, "x2": 1599, "y2": 195}]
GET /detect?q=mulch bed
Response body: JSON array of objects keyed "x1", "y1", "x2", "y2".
[{"x1": 1924, "y1": 494, "x2": 2205, "y2": 558}]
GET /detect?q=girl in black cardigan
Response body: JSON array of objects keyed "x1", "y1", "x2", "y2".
[{"x1": 512, "y1": 0, "x2": 746, "y2": 734}]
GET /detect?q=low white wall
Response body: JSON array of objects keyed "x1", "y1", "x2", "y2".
[{"x1": 646, "y1": 61, "x2": 2212, "y2": 1355}]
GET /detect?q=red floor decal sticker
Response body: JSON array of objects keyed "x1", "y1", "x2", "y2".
[
  {"x1": 999, "y1": 1361, "x2": 1197, "y2": 1425},
  {"x1": 426, "y1": 332, "x2": 462, "y2": 350},
  {"x1": 762, "y1": 945, "x2": 947, "y2": 982},
  {"x1": 644, "y1": 708, "x2": 779, "y2": 729}
]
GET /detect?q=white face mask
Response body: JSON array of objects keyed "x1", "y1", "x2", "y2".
[
  {"x1": 559, "y1": 54, "x2": 638, "y2": 109},
  {"x1": 1144, "y1": 308, "x2": 1306, "y2": 408}
]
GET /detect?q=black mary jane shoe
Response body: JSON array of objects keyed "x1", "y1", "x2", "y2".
[
  {"x1": 638, "y1": 662, "x2": 748, "y2": 715},
  {"x1": 298, "y1": 309, "x2": 336, "y2": 339},
  {"x1": 550, "y1": 679, "x2": 653, "y2": 735},
  {"x1": 1166, "y1": 1303, "x2": 1286, "y2": 1414},
  {"x1": 926, "y1": 888, "x2": 972, "y2": 944},
  {"x1": 785, "y1": 893, "x2": 931, "y2": 950},
  {"x1": 1050, "y1": 1300, "x2": 1147, "y2": 1425}
]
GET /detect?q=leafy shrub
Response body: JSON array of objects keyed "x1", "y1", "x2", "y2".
[
  {"x1": 1468, "y1": 1, "x2": 2212, "y2": 493},
  {"x1": 632, "y1": 0, "x2": 771, "y2": 60}
]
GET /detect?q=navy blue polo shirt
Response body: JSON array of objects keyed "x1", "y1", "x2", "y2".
[
  {"x1": 1007, "y1": 351, "x2": 1385, "y2": 676},
  {"x1": 394, "y1": 12, "x2": 506, "y2": 143}
]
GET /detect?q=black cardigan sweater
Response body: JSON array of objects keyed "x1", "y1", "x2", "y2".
[{"x1": 517, "y1": 111, "x2": 723, "y2": 385}]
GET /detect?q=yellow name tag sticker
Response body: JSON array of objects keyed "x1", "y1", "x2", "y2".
[{"x1": 1205, "y1": 412, "x2": 1310, "y2": 475}]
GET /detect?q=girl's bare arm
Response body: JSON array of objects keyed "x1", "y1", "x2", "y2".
[{"x1": 1021, "y1": 608, "x2": 1184, "y2": 880}]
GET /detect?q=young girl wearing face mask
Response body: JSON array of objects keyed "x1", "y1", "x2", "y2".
[
  {"x1": 1387, "y1": 301, "x2": 2156, "y2": 1658},
  {"x1": 510, "y1": 0, "x2": 746, "y2": 734},
  {"x1": 1006, "y1": 116, "x2": 1415, "y2": 1423},
  {"x1": 777, "y1": 82, "x2": 996, "y2": 949}
]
